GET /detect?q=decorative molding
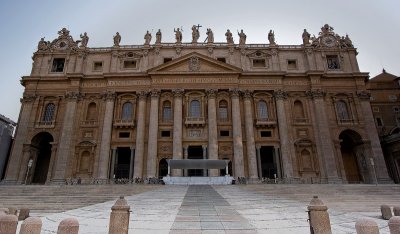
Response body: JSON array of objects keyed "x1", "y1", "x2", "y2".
[
  {"x1": 356, "y1": 90, "x2": 371, "y2": 100},
  {"x1": 206, "y1": 89, "x2": 218, "y2": 99},
  {"x1": 65, "y1": 91, "x2": 82, "y2": 101},
  {"x1": 242, "y1": 89, "x2": 253, "y2": 99},
  {"x1": 150, "y1": 89, "x2": 161, "y2": 98},
  {"x1": 229, "y1": 88, "x2": 241, "y2": 98},
  {"x1": 172, "y1": 88, "x2": 184, "y2": 97},
  {"x1": 274, "y1": 90, "x2": 288, "y2": 100},
  {"x1": 102, "y1": 91, "x2": 116, "y2": 101},
  {"x1": 21, "y1": 93, "x2": 36, "y2": 103},
  {"x1": 306, "y1": 89, "x2": 326, "y2": 99}
]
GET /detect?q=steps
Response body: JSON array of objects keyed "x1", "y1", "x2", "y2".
[{"x1": 0, "y1": 184, "x2": 161, "y2": 215}]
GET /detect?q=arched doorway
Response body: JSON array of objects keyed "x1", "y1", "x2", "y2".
[
  {"x1": 31, "y1": 132, "x2": 54, "y2": 184},
  {"x1": 339, "y1": 130, "x2": 364, "y2": 183},
  {"x1": 158, "y1": 158, "x2": 168, "y2": 178}
]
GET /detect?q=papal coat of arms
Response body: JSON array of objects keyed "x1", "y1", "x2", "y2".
[{"x1": 188, "y1": 56, "x2": 200, "y2": 71}]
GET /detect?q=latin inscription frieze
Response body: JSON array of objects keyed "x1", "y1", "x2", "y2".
[
  {"x1": 239, "y1": 79, "x2": 282, "y2": 85},
  {"x1": 152, "y1": 77, "x2": 237, "y2": 84}
]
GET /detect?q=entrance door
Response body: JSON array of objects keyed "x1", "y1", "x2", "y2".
[
  {"x1": 158, "y1": 158, "x2": 168, "y2": 178},
  {"x1": 188, "y1": 146, "x2": 203, "y2": 176},
  {"x1": 31, "y1": 132, "x2": 53, "y2": 184},
  {"x1": 340, "y1": 130, "x2": 363, "y2": 183},
  {"x1": 260, "y1": 146, "x2": 277, "y2": 179},
  {"x1": 114, "y1": 147, "x2": 131, "y2": 179}
]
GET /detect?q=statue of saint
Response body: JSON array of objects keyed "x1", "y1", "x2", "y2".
[
  {"x1": 38, "y1": 37, "x2": 49, "y2": 51},
  {"x1": 113, "y1": 32, "x2": 121, "y2": 47},
  {"x1": 206, "y1": 28, "x2": 214, "y2": 43},
  {"x1": 302, "y1": 29, "x2": 310, "y2": 45},
  {"x1": 144, "y1": 30, "x2": 152, "y2": 45},
  {"x1": 268, "y1": 30, "x2": 275, "y2": 45},
  {"x1": 80, "y1": 32, "x2": 89, "y2": 47},
  {"x1": 238, "y1": 29, "x2": 246, "y2": 45},
  {"x1": 225, "y1": 29, "x2": 233, "y2": 44},
  {"x1": 344, "y1": 34, "x2": 353, "y2": 47},
  {"x1": 191, "y1": 25, "x2": 200, "y2": 43},
  {"x1": 156, "y1": 29, "x2": 162, "y2": 44},
  {"x1": 174, "y1": 28, "x2": 182, "y2": 43}
]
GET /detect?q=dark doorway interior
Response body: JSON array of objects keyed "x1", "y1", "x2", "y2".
[
  {"x1": 340, "y1": 131, "x2": 363, "y2": 183},
  {"x1": 260, "y1": 146, "x2": 277, "y2": 179},
  {"x1": 115, "y1": 147, "x2": 131, "y2": 179},
  {"x1": 188, "y1": 146, "x2": 203, "y2": 176},
  {"x1": 32, "y1": 132, "x2": 53, "y2": 184},
  {"x1": 159, "y1": 158, "x2": 168, "y2": 178},
  {"x1": 220, "y1": 158, "x2": 232, "y2": 176}
]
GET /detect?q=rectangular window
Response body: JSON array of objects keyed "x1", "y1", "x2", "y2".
[
  {"x1": 260, "y1": 131, "x2": 272, "y2": 137},
  {"x1": 93, "y1": 62, "x2": 103, "y2": 71},
  {"x1": 220, "y1": 130, "x2": 229, "y2": 137},
  {"x1": 252, "y1": 59, "x2": 266, "y2": 68},
  {"x1": 51, "y1": 58, "x2": 65, "y2": 72},
  {"x1": 287, "y1": 60, "x2": 297, "y2": 69},
  {"x1": 161, "y1": 131, "x2": 171, "y2": 137},
  {"x1": 163, "y1": 58, "x2": 172, "y2": 63},
  {"x1": 123, "y1": 60, "x2": 137, "y2": 69},
  {"x1": 376, "y1": 117, "x2": 383, "y2": 127},
  {"x1": 326, "y1": 55, "x2": 340, "y2": 69},
  {"x1": 217, "y1": 57, "x2": 226, "y2": 63},
  {"x1": 119, "y1": 132, "x2": 130, "y2": 138}
]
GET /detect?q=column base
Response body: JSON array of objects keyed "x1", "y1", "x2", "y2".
[
  {"x1": 377, "y1": 177, "x2": 394, "y2": 184},
  {"x1": 50, "y1": 179, "x2": 67, "y2": 185},
  {"x1": 326, "y1": 177, "x2": 343, "y2": 184},
  {"x1": 0, "y1": 179, "x2": 20, "y2": 185}
]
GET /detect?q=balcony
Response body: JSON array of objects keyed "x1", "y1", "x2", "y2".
[
  {"x1": 338, "y1": 118, "x2": 354, "y2": 125},
  {"x1": 255, "y1": 118, "x2": 276, "y2": 128},
  {"x1": 185, "y1": 117, "x2": 205, "y2": 127},
  {"x1": 113, "y1": 119, "x2": 135, "y2": 128},
  {"x1": 81, "y1": 120, "x2": 98, "y2": 127},
  {"x1": 293, "y1": 118, "x2": 308, "y2": 125},
  {"x1": 35, "y1": 121, "x2": 55, "y2": 129}
]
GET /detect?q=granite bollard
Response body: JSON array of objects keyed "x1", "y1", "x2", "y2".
[
  {"x1": 355, "y1": 218, "x2": 379, "y2": 234},
  {"x1": 19, "y1": 217, "x2": 42, "y2": 234},
  {"x1": 0, "y1": 214, "x2": 18, "y2": 234},
  {"x1": 394, "y1": 206, "x2": 400, "y2": 216},
  {"x1": 57, "y1": 217, "x2": 79, "y2": 234},
  {"x1": 7, "y1": 207, "x2": 17, "y2": 216},
  {"x1": 389, "y1": 216, "x2": 400, "y2": 234},
  {"x1": 0, "y1": 208, "x2": 9, "y2": 215},
  {"x1": 18, "y1": 208, "x2": 30, "y2": 221},
  {"x1": 307, "y1": 195, "x2": 332, "y2": 234},
  {"x1": 382, "y1": 205, "x2": 393, "y2": 220},
  {"x1": 109, "y1": 196, "x2": 130, "y2": 234}
]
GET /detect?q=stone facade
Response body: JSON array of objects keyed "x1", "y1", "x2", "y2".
[
  {"x1": 2, "y1": 25, "x2": 392, "y2": 184},
  {"x1": 367, "y1": 70, "x2": 400, "y2": 183},
  {"x1": 0, "y1": 114, "x2": 16, "y2": 180}
]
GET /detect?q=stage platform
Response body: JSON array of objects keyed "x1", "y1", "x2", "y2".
[{"x1": 162, "y1": 175, "x2": 234, "y2": 185}]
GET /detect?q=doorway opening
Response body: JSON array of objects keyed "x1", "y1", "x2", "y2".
[
  {"x1": 339, "y1": 130, "x2": 363, "y2": 183},
  {"x1": 31, "y1": 132, "x2": 54, "y2": 184},
  {"x1": 188, "y1": 146, "x2": 203, "y2": 176},
  {"x1": 260, "y1": 146, "x2": 277, "y2": 179},
  {"x1": 159, "y1": 158, "x2": 168, "y2": 178},
  {"x1": 114, "y1": 147, "x2": 131, "y2": 179}
]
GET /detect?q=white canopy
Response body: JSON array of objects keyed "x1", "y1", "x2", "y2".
[{"x1": 167, "y1": 159, "x2": 229, "y2": 169}]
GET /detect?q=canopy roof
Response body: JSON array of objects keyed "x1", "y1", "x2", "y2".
[{"x1": 167, "y1": 159, "x2": 229, "y2": 169}]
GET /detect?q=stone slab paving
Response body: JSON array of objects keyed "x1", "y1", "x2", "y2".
[{"x1": 14, "y1": 184, "x2": 394, "y2": 233}]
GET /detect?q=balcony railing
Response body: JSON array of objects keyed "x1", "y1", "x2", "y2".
[
  {"x1": 185, "y1": 117, "x2": 205, "y2": 127},
  {"x1": 113, "y1": 119, "x2": 135, "y2": 128},
  {"x1": 293, "y1": 118, "x2": 308, "y2": 124},
  {"x1": 338, "y1": 118, "x2": 354, "y2": 124},
  {"x1": 81, "y1": 120, "x2": 98, "y2": 127},
  {"x1": 35, "y1": 121, "x2": 55, "y2": 128},
  {"x1": 255, "y1": 118, "x2": 276, "y2": 128}
]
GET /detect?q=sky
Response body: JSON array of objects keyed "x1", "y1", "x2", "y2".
[{"x1": 0, "y1": 0, "x2": 399, "y2": 122}]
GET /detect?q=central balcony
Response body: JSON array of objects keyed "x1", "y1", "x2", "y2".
[
  {"x1": 255, "y1": 118, "x2": 276, "y2": 128},
  {"x1": 185, "y1": 117, "x2": 205, "y2": 127},
  {"x1": 113, "y1": 119, "x2": 135, "y2": 128}
]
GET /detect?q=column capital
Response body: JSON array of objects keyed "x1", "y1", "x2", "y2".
[
  {"x1": 137, "y1": 91, "x2": 148, "y2": 100},
  {"x1": 172, "y1": 88, "x2": 184, "y2": 97},
  {"x1": 102, "y1": 91, "x2": 116, "y2": 101},
  {"x1": 229, "y1": 88, "x2": 241, "y2": 98},
  {"x1": 242, "y1": 89, "x2": 253, "y2": 99},
  {"x1": 356, "y1": 90, "x2": 371, "y2": 100},
  {"x1": 150, "y1": 89, "x2": 161, "y2": 98},
  {"x1": 20, "y1": 93, "x2": 37, "y2": 103},
  {"x1": 65, "y1": 91, "x2": 82, "y2": 101},
  {"x1": 305, "y1": 89, "x2": 326, "y2": 99},
  {"x1": 274, "y1": 89, "x2": 288, "y2": 100},
  {"x1": 206, "y1": 89, "x2": 218, "y2": 99}
]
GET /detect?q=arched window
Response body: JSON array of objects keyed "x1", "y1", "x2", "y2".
[
  {"x1": 257, "y1": 101, "x2": 268, "y2": 119},
  {"x1": 190, "y1": 100, "x2": 201, "y2": 118},
  {"x1": 219, "y1": 100, "x2": 228, "y2": 121},
  {"x1": 121, "y1": 102, "x2": 133, "y2": 120},
  {"x1": 336, "y1": 100, "x2": 349, "y2": 120},
  {"x1": 86, "y1": 102, "x2": 97, "y2": 120},
  {"x1": 293, "y1": 100, "x2": 305, "y2": 119},
  {"x1": 42, "y1": 103, "x2": 55, "y2": 122},
  {"x1": 162, "y1": 101, "x2": 172, "y2": 122}
]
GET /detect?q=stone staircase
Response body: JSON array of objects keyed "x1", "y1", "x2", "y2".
[{"x1": 0, "y1": 184, "x2": 161, "y2": 216}]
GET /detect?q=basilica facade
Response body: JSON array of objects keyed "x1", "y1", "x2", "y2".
[{"x1": 3, "y1": 25, "x2": 392, "y2": 184}]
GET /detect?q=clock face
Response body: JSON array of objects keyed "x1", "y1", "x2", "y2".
[{"x1": 322, "y1": 35, "x2": 336, "y2": 47}]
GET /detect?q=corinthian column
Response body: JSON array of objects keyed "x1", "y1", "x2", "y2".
[
  {"x1": 243, "y1": 90, "x2": 258, "y2": 179},
  {"x1": 274, "y1": 90, "x2": 293, "y2": 180},
  {"x1": 206, "y1": 89, "x2": 219, "y2": 176},
  {"x1": 357, "y1": 91, "x2": 391, "y2": 183},
  {"x1": 97, "y1": 91, "x2": 116, "y2": 180},
  {"x1": 230, "y1": 89, "x2": 245, "y2": 178},
  {"x1": 306, "y1": 89, "x2": 339, "y2": 183},
  {"x1": 133, "y1": 91, "x2": 148, "y2": 179},
  {"x1": 4, "y1": 94, "x2": 36, "y2": 184},
  {"x1": 172, "y1": 89, "x2": 184, "y2": 176},
  {"x1": 52, "y1": 91, "x2": 81, "y2": 183},
  {"x1": 146, "y1": 89, "x2": 160, "y2": 178}
]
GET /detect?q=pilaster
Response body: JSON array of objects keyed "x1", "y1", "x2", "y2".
[
  {"x1": 206, "y1": 89, "x2": 219, "y2": 176},
  {"x1": 146, "y1": 89, "x2": 160, "y2": 178},
  {"x1": 133, "y1": 91, "x2": 148, "y2": 178},
  {"x1": 172, "y1": 89, "x2": 184, "y2": 176},
  {"x1": 243, "y1": 90, "x2": 258, "y2": 179},
  {"x1": 230, "y1": 88, "x2": 244, "y2": 178}
]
